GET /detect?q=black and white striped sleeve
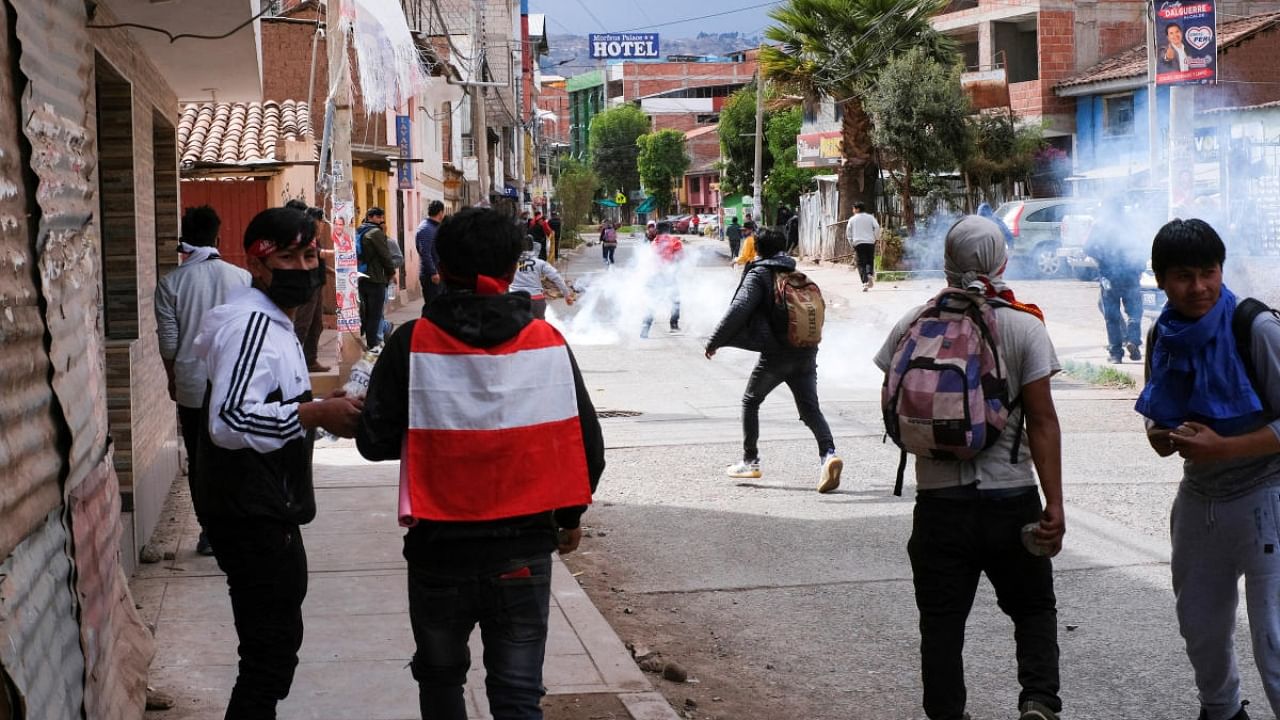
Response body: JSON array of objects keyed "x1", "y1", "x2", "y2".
[{"x1": 206, "y1": 312, "x2": 306, "y2": 452}]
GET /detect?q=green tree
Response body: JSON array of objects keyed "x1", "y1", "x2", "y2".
[
  {"x1": 963, "y1": 111, "x2": 1045, "y2": 203},
  {"x1": 761, "y1": 0, "x2": 954, "y2": 219},
  {"x1": 763, "y1": 105, "x2": 820, "y2": 213},
  {"x1": 636, "y1": 129, "x2": 691, "y2": 217},
  {"x1": 865, "y1": 46, "x2": 970, "y2": 233},
  {"x1": 717, "y1": 84, "x2": 774, "y2": 198},
  {"x1": 589, "y1": 105, "x2": 650, "y2": 204},
  {"x1": 554, "y1": 158, "x2": 600, "y2": 244}
]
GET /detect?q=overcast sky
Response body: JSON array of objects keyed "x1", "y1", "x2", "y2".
[{"x1": 528, "y1": 0, "x2": 777, "y2": 38}]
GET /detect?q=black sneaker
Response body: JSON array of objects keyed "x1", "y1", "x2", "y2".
[
  {"x1": 1019, "y1": 700, "x2": 1059, "y2": 720},
  {"x1": 1108, "y1": 354, "x2": 1124, "y2": 364},
  {"x1": 1198, "y1": 701, "x2": 1250, "y2": 720},
  {"x1": 196, "y1": 531, "x2": 214, "y2": 556},
  {"x1": 1126, "y1": 341, "x2": 1142, "y2": 361}
]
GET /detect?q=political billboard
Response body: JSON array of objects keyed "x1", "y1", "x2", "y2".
[
  {"x1": 1154, "y1": 1, "x2": 1217, "y2": 86},
  {"x1": 589, "y1": 33, "x2": 660, "y2": 59}
]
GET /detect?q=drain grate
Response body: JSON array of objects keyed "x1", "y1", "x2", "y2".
[{"x1": 596, "y1": 410, "x2": 643, "y2": 418}]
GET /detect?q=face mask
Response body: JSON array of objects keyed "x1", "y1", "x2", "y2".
[{"x1": 266, "y1": 263, "x2": 325, "y2": 309}]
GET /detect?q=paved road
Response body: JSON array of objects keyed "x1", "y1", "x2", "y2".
[{"x1": 548, "y1": 233, "x2": 1269, "y2": 720}]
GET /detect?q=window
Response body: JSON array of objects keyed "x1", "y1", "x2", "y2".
[
  {"x1": 696, "y1": 113, "x2": 718, "y2": 124},
  {"x1": 1103, "y1": 94, "x2": 1136, "y2": 138}
]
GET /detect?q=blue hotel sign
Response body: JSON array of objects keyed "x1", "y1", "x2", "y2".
[
  {"x1": 589, "y1": 33, "x2": 660, "y2": 59},
  {"x1": 395, "y1": 115, "x2": 413, "y2": 190}
]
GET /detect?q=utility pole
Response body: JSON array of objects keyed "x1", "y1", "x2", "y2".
[
  {"x1": 752, "y1": 54, "x2": 765, "y2": 223},
  {"x1": 328, "y1": 0, "x2": 357, "y2": 369},
  {"x1": 1168, "y1": 85, "x2": 1195, "y2": 220},
  {"x1": 471, "y1": 0, "x2": 491, "y2": 203},
  {"x1": 1146, "y1": 0, "x2": 1161, "y2": 185}
]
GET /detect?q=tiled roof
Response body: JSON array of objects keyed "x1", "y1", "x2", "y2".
[
  {"x1": 1056, "y1": 12, "x2": 1280, "y2": 90},
  {"x1": 177, "y1": 100, "x2": 312, "y2": 166}
]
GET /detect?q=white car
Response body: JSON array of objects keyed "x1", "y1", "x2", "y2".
[{"x1": 696, "y1": 213, "x2": 719, "y2": 234}]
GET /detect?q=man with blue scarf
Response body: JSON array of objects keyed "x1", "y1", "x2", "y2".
[{"x1": 1137, "y1": 218, "x2": 1280, "y2": 720}]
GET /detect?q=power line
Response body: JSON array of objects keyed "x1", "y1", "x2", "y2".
[
  {"x1": 618, "y1": 1, "x2": 783, "y2": 33},
  {"x1": 571, "y1": 0, "x2": 608, "y2": 32}
]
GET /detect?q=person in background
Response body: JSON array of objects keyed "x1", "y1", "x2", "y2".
[
  {"x1": 846, "y1": 202, "x2": 881, "y2": 291},
  {"x1": 743, "y1": 212, "x2": 757, "y2": 235},
  {"x1": 355, "y1": 207, "x2": 605, "y2": 720},
  {"x1": 416, "y1": 200, "x2": 445, "y2": 309},
  {"x1": 785, "y1": 212, "x2": 800, "y2": 256},
  {"x1": 549, "y1": 210, "x2": 563, "y2": 259},
  {"x1": 777, "y1": 204, "x2": 795, "y2": 229},
  {"x1": 977, "y1": 201, "x2": 1014, "y2": 248},
  {"x1": 528, "y1": 210, "x2": 553, "y2": 261},
  {"x1": 356, "y1": 207, "x2": 396, "y2": 348},
  {"x1": 511, "y1": 235, "x2": 575, "y2": 319},
  {"x1": 285, "y1": 200, "x2": 333, "y2": 373},
  {"x1": 726, "y1": 216, "x2": 743, "y2": 261},
  {"x1": 155, "y1": 205, "x2": 252, "y2": 557},
  {"x1": 1085, "y1": 198, "x2": 1146, "y2": 364},
  {"x1": 706, "y1": 228, "x2": 843, "y2": 494},
  {"x1": 1138, "y1": 218, "x2": 1280, "y2": 720},
  {"x1": 193, "y1": 207, "x2": 363, "y2": 718},
  {"x1": 734, "y1": 224, "x2": 758, "y2": 266},
  {"x1": 641, "y1": 222, "x2": 683, "y2": 338},
  {"x1": 600, "y1": 221, "x2": 618, "y2": 266},
  {"x1": 690, "y1": 213, "x2": 700, "y2": 236}
]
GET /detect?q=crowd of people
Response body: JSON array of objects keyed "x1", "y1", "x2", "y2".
[{"x1": 155, "y1": 196, "x2": 1278, "y2": 720}]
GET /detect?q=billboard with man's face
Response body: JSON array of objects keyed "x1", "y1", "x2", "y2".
[{"x1": 1155, "y1": 1, "x2": 1217, "y2": 86}]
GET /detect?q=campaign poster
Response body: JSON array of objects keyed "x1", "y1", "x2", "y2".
[
  {"x1": 331, "y1": 199, "x2": 361, "y2": 333},
  {"x1": 1155, "y1": 1, "x2": 1217, "y2": 86}
]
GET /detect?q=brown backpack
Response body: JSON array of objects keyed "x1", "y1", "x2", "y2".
[{"x1": 773, "y1": 271, "x2": 825, "y2": 347}]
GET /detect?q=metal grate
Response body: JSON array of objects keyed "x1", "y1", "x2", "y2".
[{"x1": 596, "y1": 410, "x2": 642, "y2": 419}]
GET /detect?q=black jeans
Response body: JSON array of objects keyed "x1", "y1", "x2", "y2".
[
  {"x1": 408, "y1": 553, "x2": 553, "y2": 720},
  {"x1": 855, "y1": 243, "x2": 876, "y2": 284},
  {"x1": 292, "y1": 287, "x2": 324, "y2": 365},
  {"x1": 177, "y1": 405, "x2": 207, "y2": 533},
  {"x1": 205, "y1": 520, "x2": 308, "y2": 720},
  {"x1": 421, "y1": 276, "x2": 443, "y2": 310},
  {"x1": 741, "y1": 351, "x2": 834, "y2": 462},
  {"x1": 602, "y1": 245, "x2": 616, "y2": 264},
  {"x1": 358, "y1": 279, "x2": 388, "y2": 348},
  {"x1": 908, "y1": 489, "x2": 1060, "y2": 720}
]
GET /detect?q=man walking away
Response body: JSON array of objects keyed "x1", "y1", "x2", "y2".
[
  {"x1": 1138, "y1": 218, "x2": 1280, "y2": 720},
  {"x1": 726, "y1": 216, "x2": 743, "y2": 261},
  {"x1": 357, "y1": 206, "x2": 396, "y2": 348},
  {"x1": 549, "y1": 210, "x2": 563, "y2": 259},
  {"x1": 706, "y1": 229, "x2": 843, "y2": 493},
  {"x1": 528, "y1": 210, "x2": 552, "y2": 260},
  {"x1": 512, "y1": 235, "x2": 576, "y2": 319},
  {"x1": 355, "y1": 207, "x2": 605, "y2": 720},
  {"x1": 600, "y1": 221, "x2": 618, "y2": 266},
  {"x1": 846, "y1": 202, "x2": 881, "y2": 290},
  {"x1": 785, "y1": 213, "x2": 800, "y2": 256},
  {"x1": 417, "y1": 200, "x2": 445, "y2": 309},
  {"x1": 875, "y1": 215, "x2": 1065, "y2": 720},
  {"x1": 193, "y1": 207, "x2": 364, "y2": 719},
  {"x1": 154, "y1": 205, "x2": 251, "y2": 556},
  {"x1": 1086, "y1": 199, "x2": 1146, "y2": 363}
]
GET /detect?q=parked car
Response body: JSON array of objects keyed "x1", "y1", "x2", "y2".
[
  {"x1": 995, "y1": 198, "x2": 1097, "y2": 278},
  {"x1": 696, "y1": 213, "x2": 719, "y2": 235},
  {"x1": 1140, "y1": 267, "x2": 1167, "y2": 319},
  {"x1": 1058, "y1": 190, "x2": 1167, "y2": 282},
  {"x1": 661, "y1": 214, "x2": 692, "y2": 234}
]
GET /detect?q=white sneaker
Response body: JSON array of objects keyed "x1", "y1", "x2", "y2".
[
  {"x1": 726, "y1": 460, "x2": 761, "y2": 479},
  {"x1": 818, "y1": 453, "x2": 843, "y2": 493}
]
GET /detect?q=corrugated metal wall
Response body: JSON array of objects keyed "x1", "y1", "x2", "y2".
[
  {"x1": 0, "y1": 509, "x2": 86, "y2": 720},
  {"x1": 0, "y1": 0, "x2": 63, "y2": 563}
]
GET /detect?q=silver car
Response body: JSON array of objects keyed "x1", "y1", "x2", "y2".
[{"x1": 996, "y1": 198, "x2": 1097, "y2": 278}]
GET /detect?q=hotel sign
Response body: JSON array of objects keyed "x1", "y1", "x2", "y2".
[{"x1": 589, "y1": 33, "x2": 660, "y2": 59}]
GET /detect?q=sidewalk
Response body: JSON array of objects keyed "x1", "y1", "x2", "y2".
[{"x1": 132, "y1": 298, "x2": 678, "y2": 720}]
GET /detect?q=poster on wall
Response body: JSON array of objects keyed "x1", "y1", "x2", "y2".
[
  {"x1": 331, "y1": 199, "x2": 361, "y2": 333},
  {"x1": 1154, "y1": 1, "x2": 1217, "y2": 86}
]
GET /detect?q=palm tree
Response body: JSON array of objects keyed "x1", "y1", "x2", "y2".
[{"x1": 761, "y1": 0, "x2": 955, "y2": 221}]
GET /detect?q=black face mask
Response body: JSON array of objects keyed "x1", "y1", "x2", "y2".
[{"x1": 266, "y1": 262, "x2": 325, "y2": 309}]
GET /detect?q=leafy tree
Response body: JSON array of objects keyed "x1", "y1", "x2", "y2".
[
  {"x1": 636, "y1": 129, "x2": 691, "y2": 217},
  {"x1": 963, "y1": 111, "x2": 1045, "y2": 202},
  {"x1": 761, "y1": 0, "x2": 954, "y2": 219},
  {"x1": 763, "y1": 105, "x2": 820, "y2": 214},
  {"x1": 717, "y1": 84, "x2": 774, "y2": 198},
  {"x1": 554, "y1": 158, "x2": 600, "y2": 243},
  {"x1": 589, "y1": 105, "x2": 650, "y2": 204},
  {"x1": 865, "y1": 46, "x2": 970, "y2": 233}
]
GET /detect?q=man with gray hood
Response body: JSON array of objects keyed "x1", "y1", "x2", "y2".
[{"x1": 705, "y1": 229, "x2": 842, "y2": 493}]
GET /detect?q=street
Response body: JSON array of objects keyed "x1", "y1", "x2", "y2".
[{"x1": 550, "y1": 231, "x2": 1265, "y2": 720}]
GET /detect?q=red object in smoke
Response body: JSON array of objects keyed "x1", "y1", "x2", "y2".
[{"x1": 1006, "y1": 204, "x2": 1025, "y2": 237}]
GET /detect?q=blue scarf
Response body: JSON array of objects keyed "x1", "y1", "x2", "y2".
[{"x1": 1135, "y1": 285, "x2": 1263, "y2": 434}]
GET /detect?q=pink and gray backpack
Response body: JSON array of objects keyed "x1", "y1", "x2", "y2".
[{"x1": 882, "y1": 288, "x2": 1020, "y2": 495}]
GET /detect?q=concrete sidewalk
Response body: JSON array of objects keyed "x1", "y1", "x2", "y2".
[{"x1": 133, "y1": 297, "x2": 677, "y2": 720}]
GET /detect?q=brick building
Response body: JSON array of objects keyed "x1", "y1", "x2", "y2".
[
  {"x1": 682, "y1": 125, "x2": 722, "y2": 215},
  {"x1": 567, "y1": 56, "x2": 756, "y2": 158},
  {"x1": 933, "y1": 0, "x2": 1149, "y2": 139}
]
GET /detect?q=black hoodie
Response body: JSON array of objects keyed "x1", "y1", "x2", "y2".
[
  {"x1": 706, "y1": 254, "x2": 815, "y2": 356},
  {"x1": 356, "y1": 290, "x2": 605, "y2": 566}
]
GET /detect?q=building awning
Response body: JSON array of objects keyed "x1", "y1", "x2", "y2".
[
  {"x1": 595, "y1": 198, "x2": 620, "y2": 207},
  {"x1": 1065, "y1": 164, "x2": 1149, "y2": 182},
  {"x1": 635, "y1": 196, "x2": 656, "y2": 213}
]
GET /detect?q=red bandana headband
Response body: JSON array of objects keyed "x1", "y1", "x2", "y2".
[{"x1": 245, "y1": 231, "x2": 314, "y2": 259}]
